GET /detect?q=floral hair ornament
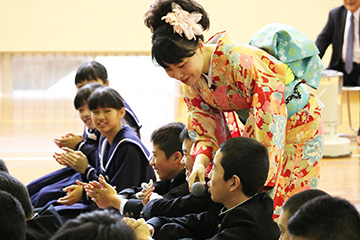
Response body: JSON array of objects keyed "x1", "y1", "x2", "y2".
[{"x1": 161, "y1": 2, "x2": 203, "y2": 40}]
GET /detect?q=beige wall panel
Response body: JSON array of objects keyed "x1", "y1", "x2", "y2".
[{"x1": 0, "y1": 0, "x2": 341, "y2": 64}]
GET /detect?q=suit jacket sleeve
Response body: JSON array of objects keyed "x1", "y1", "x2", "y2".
[
  {"x1": 147, "y1": 211, "x2": 215, "y2": 240},
  {"x1": 315, "y1": 5, "x2": 346, "y2": 69},
  {"x1": 316, "y1": 8, "x2": 336, "y2": 58},
  {"x1": 123, "y1": 199, "x2": 144, "y2": 219},
  {"x1": 142, "y1": 191, "x2": 212, "y2": 220}
]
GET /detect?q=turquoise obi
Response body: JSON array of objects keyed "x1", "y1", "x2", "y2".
[{"x1": 285, "y1": 80, "x2": 309, "y2": 118}]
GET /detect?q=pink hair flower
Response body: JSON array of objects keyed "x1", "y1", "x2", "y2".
[{"x1": 161, "y1": 3, "x2": 203, "y2": 40}]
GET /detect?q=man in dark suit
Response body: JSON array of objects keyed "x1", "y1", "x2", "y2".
[
  {"x1": 316, "y1": 0, "x2": 360, "y2": 144},
  {"x1": 316, "y1": 0, "x2": 360, "y2": 86}
]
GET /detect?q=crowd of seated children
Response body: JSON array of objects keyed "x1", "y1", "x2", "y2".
[
  {"x1": 28, "y1": 84, "x2": 155, "y2": 220},
  {"x1": 85, "y1": 122, "x2": 189, "y2": 219},
  {"x1": 28, "y1": 83, "x2": 104, "y2": 212},
  {"x1": 56, "y1": 87, "x2": 156, "y2": 216},
  {"x1": 124, "y1": 137, "x2": 281, "y2": 240},
  {"x1": 28, "y1": 60, "x2": 144, "y2": 213},
  {"x1": 4, "y1": 58, "x2": 360, "y2": 240}
]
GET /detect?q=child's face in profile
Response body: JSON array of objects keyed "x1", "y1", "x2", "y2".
[
  {"x1": 150, "y1": 144, "x2": 180, "y2": 180},
  {"x1": 208, "y1": 150, "x2": 229, "y2": 205},
  {"x1": 278, "y1": 208, "x2": 291, "y2": 240},
  {"x1": 78, "y1": 104, "x2": 95, "y2": 130},
  {"x1": 180, "y1": 138, "x2": 194, "y2": 180}
]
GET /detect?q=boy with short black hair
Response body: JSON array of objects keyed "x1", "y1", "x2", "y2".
[
  {"x1": 0, "y1": 158, "x2": 9, "y2": 173},
  {"x1": 288, "y1": 195, "x2": 360, "y2": 240},
  {"x1": 0, "y1": 171, "x2": 63, "y2": 240},
  {"x1": 277, "y1": 189, "x2": 329, "y2": 240},
  {"x1": 50, "y1": 209, "x2": 136, "y2": 240},
  {"x1": 127, "y1": 137, "x2": 280, "y2": 240},
  {"x1": 0, "y1": 190, "x2": 26, "y2": 240}
]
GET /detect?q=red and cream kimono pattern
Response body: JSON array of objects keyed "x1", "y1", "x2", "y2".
[{"x1": 184, "y1": 31, "x2": 323, "y2": 219}]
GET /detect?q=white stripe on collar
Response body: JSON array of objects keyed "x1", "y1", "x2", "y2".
[{"x1": 99, "y1": 138, "x2": 151, "y2": 173}]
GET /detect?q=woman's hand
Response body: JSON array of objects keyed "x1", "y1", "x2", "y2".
[{"x1": 187, "y1": 154, "x2": 210, "y2": 192}]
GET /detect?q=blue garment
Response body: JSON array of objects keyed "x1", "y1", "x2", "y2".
[
  {"x1": 249, "y1": 23, "x2": 323, "y2": 117},
  {"x1": 83, "y1": 126, "x2": 156, "y2": 192},
  {"x1": 27, "y1": 126, "x2": 155, "y2": 219},
  {"x1": 27, "y1": 127, "x2": 100, "y2": 209},
  {"x1": 249, "y1": 22, "x2": 324, "y2": 90}
]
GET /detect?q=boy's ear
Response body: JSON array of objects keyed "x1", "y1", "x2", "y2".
[
  {"x1": 105, "y1": 79, "x2": 110, "y2": 86},
  {"x1": 171, "y1": 151, "x2": 183, "y2": 164},
  {"x1": 229, "y1": 175, "x2": 241, "y2": 192}
]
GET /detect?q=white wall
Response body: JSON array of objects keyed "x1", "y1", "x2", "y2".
[{"x1": 1, "y1": 0, "x2": 340, "y2": 66}]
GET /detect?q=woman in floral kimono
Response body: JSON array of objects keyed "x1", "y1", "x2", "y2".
[{"x1": 144, "y1": 0, "x2": 324, "y2": 219}]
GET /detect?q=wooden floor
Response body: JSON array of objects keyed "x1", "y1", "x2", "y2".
[{"x1": 0, "y1": 92, "x2": 359, "y2": 212}]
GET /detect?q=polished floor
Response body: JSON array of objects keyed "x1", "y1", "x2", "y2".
[{"x1": 0, "y1": 91, "x2": 359, "y2": 212}]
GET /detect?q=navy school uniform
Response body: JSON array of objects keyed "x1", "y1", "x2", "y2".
[
  {"x1": 82, "y1": 126, "x2": 156, "y2": 192},
  {"x1": 28, "y1": 98, "x2": 141, "y2": 204},
  {"x1": 28, "y1": 126, "x2": 156, "y2": 219},
  {"x1": 27, "y1": 127, "x2": 100, "y2": 208}
]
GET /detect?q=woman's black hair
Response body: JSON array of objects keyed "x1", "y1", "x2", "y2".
[
  {"x1": 74, "y1": 61, "x2": 108, "y2": 85},
  {"x1": 74, "y1": 83, "x2": 105, "y2": 110},
  {"x1": 87, "y1": 87, "x2": 124, "y2": 111},
  {"x1": 144, "y1": 0, "x2": 210, "y2": 68}
]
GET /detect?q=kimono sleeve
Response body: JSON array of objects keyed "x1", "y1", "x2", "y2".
[{"x1": 183, "y1": 84, "x2": 228, "y2": 164}]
